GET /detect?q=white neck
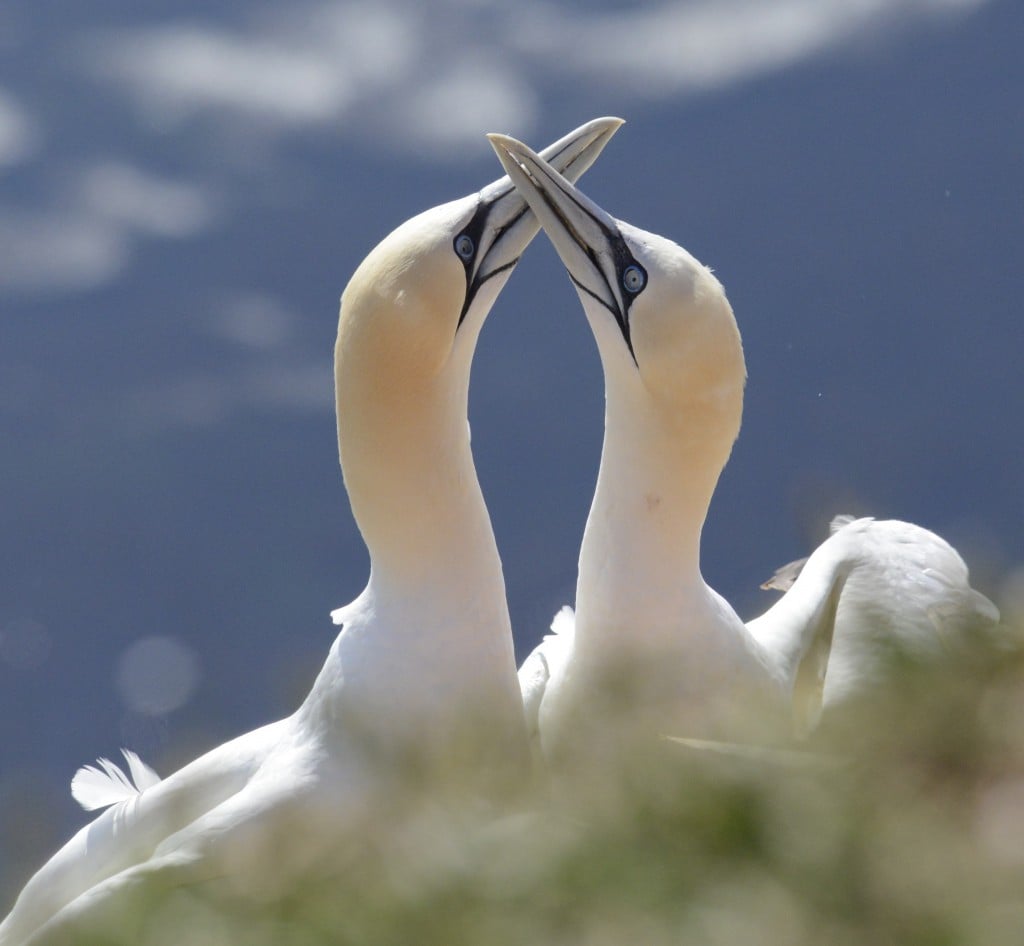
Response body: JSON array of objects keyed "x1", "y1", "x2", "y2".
[
  {"x1": 574, "y1": 374, "x2": 742, "y2": 662},
  {"x1": 745, "y1": 537, "x2": 851, "y2": 696},
  {"x1": 298, "y1": 335, "x2": 525, "y2": 768},
  {"x1": 341, "y1": 373, "x2": 489, "y2": 581}
]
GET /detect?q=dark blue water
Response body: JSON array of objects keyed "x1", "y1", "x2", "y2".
[{"x1": 1, "y1": 0, "x2": 1021, "y2": 896}]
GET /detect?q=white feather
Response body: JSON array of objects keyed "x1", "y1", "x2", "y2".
[
  {"x1": 70, "y1": 750, "x2": 161, "y2": 812},
  {"x1": 121, "y1": 749, "x2": 161, "y2": 793}
]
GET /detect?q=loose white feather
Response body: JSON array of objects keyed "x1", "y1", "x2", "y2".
[
  {"x1": 121, "y1": 749, "x2": 161, "y2": 793},
  {"x1": 70, "y1": 749, "x2": 161, "y2": 812}
]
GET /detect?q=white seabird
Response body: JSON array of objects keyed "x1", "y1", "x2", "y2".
[
  {"x1": 0, "y1": 116, "x2": 623, "y2": 945},
  {"x1": 489, "y1": 134, "x2": 998, "y2": 762},
  {"x1": 753, "y1": 513, "x2": 999, "y2": 726}
]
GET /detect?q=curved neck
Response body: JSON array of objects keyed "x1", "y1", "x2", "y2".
[
  {"x1": 313, "y1": 344, "x2": 527, "y2": 775},
  {"x1": 746, "y1": 544, "x2": 850, "y2": 691},
  {"x1": 336, "y1": 360, "x2": 507, "y2": 621},
  {"x1": 575, "y1": 378, "x2": 741, "y2": 656}
]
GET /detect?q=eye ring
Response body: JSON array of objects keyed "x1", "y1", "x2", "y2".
[
  {"x1": 622, "y1": 264, "x2": 646, "y2": 294},
  {"x1": 454, "y1": 234, "x2": 475, "y2": 260}
]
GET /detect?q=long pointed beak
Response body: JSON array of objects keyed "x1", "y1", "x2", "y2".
[
  {"x1": 459, "y1": 118, "x2": 623, "y2": 324},
  {"x1": 486, "y1": 132, "x2": 639, "y2": 357}
]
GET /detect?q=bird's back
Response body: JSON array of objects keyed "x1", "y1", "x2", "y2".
[{"x1": 821, "y1": 518, "x2": 999, "y2": 706}]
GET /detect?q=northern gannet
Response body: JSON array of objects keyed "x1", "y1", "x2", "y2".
[
  {"x1": 0, "y1": 116, "x2": 622, "y2": 945},
  {"x1": 488, "y1": 135, "x2": 998, "y2": 762},
  {"x1": 754, "y1": 514, "x2": 999, "y2": 725}
]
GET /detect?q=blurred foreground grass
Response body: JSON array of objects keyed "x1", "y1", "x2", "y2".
[{"x1": 6, "y1": 613, "x2": 1024, "y2": 945}]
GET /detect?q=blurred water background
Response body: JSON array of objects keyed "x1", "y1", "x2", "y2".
[{"x1": 1, "y1": 0, "x2": 1022, "y2": 910}]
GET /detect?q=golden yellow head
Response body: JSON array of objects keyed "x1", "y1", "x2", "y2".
[
  {"x1": 337, "y1": 196, "x2": 477, "y2": 389},
  {"x1": 616, "y1": 224, "x2": 746, "y2": 421},
  {"x1": 336, "y1": 117, "x2": 626, "y2": 402},
  {"x1": 489, "y1": 134, "x2": 745, "y2": 431},
  {"x1": 328, "y1": 117, "x2": 627, "y2": 579}
]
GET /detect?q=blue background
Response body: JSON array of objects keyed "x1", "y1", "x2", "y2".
[{"x1": 1, "y1": 0, "x2": 1021, "y2": 895}]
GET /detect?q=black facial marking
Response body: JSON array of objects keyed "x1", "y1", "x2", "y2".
[
  {"x1": 455, "y1": 195, "x2": 527, "y2": 330},
  {"x1": 533, "y1": 181, "x2": 643, "y2": 364}
]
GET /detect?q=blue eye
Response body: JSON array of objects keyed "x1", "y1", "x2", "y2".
[
  {"x1": 454, "y1": 234, "x2": 475, "y2": 260},
  {"x1": 622, "y1": 264, "x2": 646, "y2": 294}
]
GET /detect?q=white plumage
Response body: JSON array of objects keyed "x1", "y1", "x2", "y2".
[
  {"x1": 490, "y1": 134, "x2": 998, "y2": 762},
  {"x1": 754, "y1": 514, "x2": 999, "y2": 719},
  {"x1": 0, "y1": 117, "x2": 622, "y2": 945},
  {"x1": 69, "y1": 750, "x2": 162, "y2": 812}
]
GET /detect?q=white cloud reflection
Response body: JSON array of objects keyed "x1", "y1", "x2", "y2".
[
  {"x1": 78, "y1": 163, "x2": 216, "y2": 239},
  {"x1": 82, "y1": 0, "x2": 989, "y2": 151},
  {"x1": 87, "y1": 25, "x2": 352, "y2": 127},
  {"x1": 512, "y1": 0, "x2": 989, "y2": 94},
  {"x1": 125, "y1": 361, "x2": 334, "y2": 430},
  {"x1": 0, "y1": 212, "x2": 127, "y2": 293},
  {"x1": 207, "y1": 292, "x2": 297, "y2": 350},
  {"x1": 388, "y1": 54, "x2": 537, "y2": 156},
  {"x1": 109, "y1": 291, "x2": 329, "y2": 428},
  {"x1": 0, "y1": 0, "x2": 991, "y2": 296},
  {"x1": 0, "y1": 87, "x2": 37, "y2": 168},
  {"x1": 0, "y1": 162, "x2": 217, "y2": 294}
]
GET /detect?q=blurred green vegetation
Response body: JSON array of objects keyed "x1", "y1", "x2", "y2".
[{"x1": 8, "y1": 612, "x2": 1024, "y2": 945}]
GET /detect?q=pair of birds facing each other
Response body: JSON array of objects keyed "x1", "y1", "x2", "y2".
[{"x1": 1, "y1": 118, "x2": 999, "y2": 943}]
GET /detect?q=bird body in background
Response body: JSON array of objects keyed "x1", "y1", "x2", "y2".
[
  {"x1": 521, "y1": 514, "x2": 999, "y2": 752},
  {"x1": 489, "y1": 134, "x2": 998, "y2": 763},
  {"x1": 0, "y1": 116, "x2": 622, "y2": 945},
  {"x1": 754, "y1": 514, "x2": 999, "y2": 721}
]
